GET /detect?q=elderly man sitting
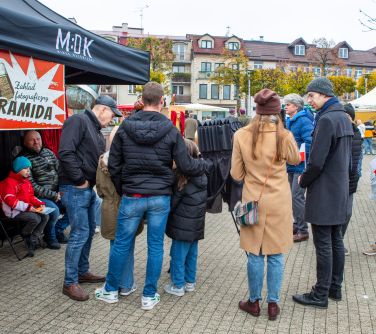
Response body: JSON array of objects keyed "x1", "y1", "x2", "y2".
[{"x1": 21, "y1": 130, "x2": 68, "y2": 248}]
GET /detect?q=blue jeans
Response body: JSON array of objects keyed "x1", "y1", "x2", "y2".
[
  {"x1": 110, "y1": 240, "x2": 135, "y2": 289},
  {"x1": 105, "y1": 195, "x2": 170, "y2": 297},
  {"x1": 95, "y1": 194, "x2": 102, "y2": 227},
  {"x1": 60, "y1": 185, "x2": 97, "y2": 286},
  {"x1": 364, "y1": 138, "x2": 374, "y2": 154},
  {"x1": 41, "y1": 198, "x2": 60, "y2": 243},
  {"x1": 170, "y1": 240, "x2": 198, "y2": 288},
  {"x1": 247, "y1": 253, "x2": 284, "y2": 303}
]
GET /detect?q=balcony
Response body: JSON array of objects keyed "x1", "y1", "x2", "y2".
[
  {"x1": 174, "y1": 95, "x2": 191, "y2": 103},
  {"x1": 198, "y1": 71, "x2": 213, "y2": 79},
  {"x1": 171, "y1": 72, "x2": 191, "y2": 83},
  {"x1": 173, "y1": 52, "x2": 191, "y2": 63}
]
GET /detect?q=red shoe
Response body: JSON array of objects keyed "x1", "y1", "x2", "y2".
[
  {"x1": 238, "y1": 299, "x2": 260, "y2": 317},
  {"x1": 268, "y1": 302, "x2": 280, "y2": 321}
]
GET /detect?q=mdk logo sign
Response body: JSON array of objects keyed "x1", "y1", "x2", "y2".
[
  {"x1": 0, "y1": 50, "x2": 66, "y2": 130},
  {"x1": 56, "y1": 28, "x2": 94, "y2": 62}
]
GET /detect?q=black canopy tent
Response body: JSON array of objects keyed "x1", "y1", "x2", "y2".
[
  {"x1": 0, "y1": 0, "x2": 150, "y2": 84},
  {"x1": 0, "y1": 0, "x2": 150, "y2": 179}
]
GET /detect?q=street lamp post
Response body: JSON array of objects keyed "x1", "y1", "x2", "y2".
[{"x1": 247, "y1": 69, "x2": 253, "y2": 117}]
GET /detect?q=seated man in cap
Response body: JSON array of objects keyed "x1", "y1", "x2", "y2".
[{"x1": 59, "y1": 95, "x2": 122, "y2": 301}]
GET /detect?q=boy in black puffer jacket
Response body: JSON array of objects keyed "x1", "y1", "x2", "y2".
[{"x1": 165, "y1": 139, "x2": 208, "y2": 296}]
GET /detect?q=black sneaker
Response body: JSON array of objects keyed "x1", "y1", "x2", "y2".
[
  {"x1": 56, "y1": 232, "x2": 68, "y2": 244},
  {"x1": 23, "y1": 236, "x2": 35, "y2": 257},
  {"x1": 328, "y1": 289, "x2": 342, "y2": 301},
  {"x1": 46, "y1": 241, "x2": 61, "y2": 250}
]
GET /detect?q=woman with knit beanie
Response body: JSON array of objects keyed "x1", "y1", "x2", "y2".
[{"x1": 230, "y1": 88, "x2": 300, "y2": 320}]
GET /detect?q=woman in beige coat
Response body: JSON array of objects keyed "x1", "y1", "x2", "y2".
[{"x1": 231, "y1": 88, "x2": 300, "y2": 321}]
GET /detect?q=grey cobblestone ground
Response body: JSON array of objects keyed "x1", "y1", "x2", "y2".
[{"x1": 0, "y1": 156, "x2": 375, "y2": 334}]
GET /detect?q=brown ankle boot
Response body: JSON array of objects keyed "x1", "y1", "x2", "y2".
[
  {"x1": 268, "y1": 302, "x2": 280, "y2": 320},
  {"x1": 238, "y1": 299, "x2": 260, "y2": 317},
  {"x1": 63, "y1": 283, "x2": 89, "y2": 301}
]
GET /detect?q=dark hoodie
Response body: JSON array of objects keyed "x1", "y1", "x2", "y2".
[{"x1": 108, "y1": 110, "x2": 207, "y2": 196}]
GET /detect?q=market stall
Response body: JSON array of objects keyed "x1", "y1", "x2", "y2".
[{"x1": 0, "y1": 0, "x2": 150, "y2": 179}]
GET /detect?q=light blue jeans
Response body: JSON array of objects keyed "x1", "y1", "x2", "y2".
[
  {"x1": 60, "y1": 185, "x2": 97, "y2": 286},
  {"x1": 364, "y1": 138, "x2": 374, "y2": 154},
  {"x1": 110, "y1": 239, "x2": 135, "y2": 290},
  {"x1": 41, "y1": 198, "x2": 60, "y2": 243},
  {"x1": 247, "y1": 253, "x2": 284, "y2": 303},
  {"x1": 105, "y1": 195, "x2": 170, "y2": 297},
  {"x1": 170, "y1": 240, "x2": 199, "y2": 288}
]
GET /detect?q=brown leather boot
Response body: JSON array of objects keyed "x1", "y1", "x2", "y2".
[
  {"x1": 268, "y1": 302, "x2": 280, "y2": 321},
  {"x1": 63, "y1": 284, "x2": 89, "y2": 301},
  {"x1": 238, "y1": 300, "x2": 260, "y2": 317},
  {"x1": 78, "y1": 272, "x2": 105, "y2": 283}
]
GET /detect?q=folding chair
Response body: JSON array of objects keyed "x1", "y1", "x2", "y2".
[{"x1": 0, "y1": 217, "x2": 24, "y2": 261}]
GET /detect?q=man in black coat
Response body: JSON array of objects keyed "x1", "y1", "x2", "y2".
[
  {"x1": 293, "y1": 78, "x2": 353, "y2": 308},
  {"x1": 95, "y1": 82, "x2": 208, "y2": 310},
  {"x1": 59, "y1": 95, "x2": 122, "y2": 301}
]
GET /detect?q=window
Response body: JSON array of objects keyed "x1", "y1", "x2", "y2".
[
  {"x1": 355, "y1": 69, "x2": 363, "y2": 79},
  {"x1": 200, "y1": 40, "x2": 213, "y2": 48},
  {"x1": 128, "y1": 85, "x2": 136, "y2": 94},
  {"x1": 232, "y1": 63, "x2": 239, "y2": 70},
  {"x1": 173, "y1": 65, "x2": 185, "y2": 73},
  {"x1": 304, "y1": 66, "x2": 310, "y2": 73},
  {"x1": 172, "y1": 85, "x2": 184, "y2": 95},
  {"x1": 234, "y1": 85, "x2": 239, "y2": 98},
  {"x1": 201, "y1": 62, "x2": 212, "y2": 72},
  {"x1": 339, "y1": 48, "x2": 349, "y2": 59},
  {"x1": 294, "y1": 44, "x2": 305, "y2": 56},
  {"x1": 334, "y1": 68, "x2": 341, "y2": 76},
  {"x1": 228, "y1": 42, "x2": 239, "y2": 50},
  {"x1": 214, "y1": 63, "x2": 224, "y2": 70},
  {"x1": 199, "y1": 84, "x2": 207, "y2": 99},
  {"x1": 254, "y1": 61, "x2": 263, "y2": 69},
  {"x1": 345, "y1": 68, "x2": 352, "y2": 77},
  {"x1": 366, "y1": 69, "x2": 372, "y2": 74},
  {"x1": 211, "y1": 84, "x2": 219, "y2": 99},
  {"x1": 313, "y1": 67, "x2": 321, "y2": 76},
  {"x1": 290, "y1": 66, "x2": 297, "y2": 72},
  {"x1": 173, "y1": 43, "x2": 186, "y2": 60},
  {"x1": 223, "y1": 85, "x2": 231, "y2": 100}
]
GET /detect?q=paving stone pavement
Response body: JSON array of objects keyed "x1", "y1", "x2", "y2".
[{"x1": 0, "y1": 156, "x2": 375, "y2": 334}]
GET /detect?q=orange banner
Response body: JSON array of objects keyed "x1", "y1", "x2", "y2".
[{"x1": 0, "y1": 50, "x2": 65, "y2": 130}]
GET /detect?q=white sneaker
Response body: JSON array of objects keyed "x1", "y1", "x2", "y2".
[
  {"x1": 141, "y1": 293, "x2": 160, "y2": 310},
  {"x1": 95, "y1": 287, "x2": 118, "y2": 304},
  {"x1": 164, "y1": 283, "x2": 185, "y2": 297},
  {"x1": 185, "y1": 282, "x2": 196, "y2": 292},
  {"x1": 94, "y1": 227, "x2": 100, "y2": 234},
  {"x1": 120, "y1": 283, "x2": 137, "y2": 296}
]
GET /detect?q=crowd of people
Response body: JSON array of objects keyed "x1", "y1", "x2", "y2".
[{"x1": 0, "y1": 78, "x2": 375, "y2": 320}]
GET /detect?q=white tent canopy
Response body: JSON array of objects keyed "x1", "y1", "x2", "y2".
[
  {"x1": 350, "y1": 88, "x2": 376, "y2": 110},
  {"x1": 174, "y1": 103, "x2": 229, "y2": 112}
]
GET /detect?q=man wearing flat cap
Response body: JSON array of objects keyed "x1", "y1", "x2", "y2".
[
  {"x1": 293, "y1": 78, "x2": 353, "y2": 309},
  {"x1": 58, "y1": 95, "x2": 122, "y2": 301}
]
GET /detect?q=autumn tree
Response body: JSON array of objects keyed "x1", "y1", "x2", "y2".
[
  {"x1": 356, "y1": 72, "x2": 376, "y2": 94},
  {"x1": 307, "y1": 37, "x2": 345, "y2": 76},
  {"x1": 248, "y1": 68, "x2": 287, "y2": 96},
  {"x1": 126, "y1": 37, "x2": 174, "y2": 86},
  {"x1": 210, "y1": 49, "x2": 249, "y2": 109},
  {"x1": 328, "y1": 76, "x2": 356, "y2": 97},
  {"x1": 284, "y1": 70, "x2": 314, "y2": 95}
]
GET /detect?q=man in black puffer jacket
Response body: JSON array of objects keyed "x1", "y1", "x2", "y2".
[
  {"x1": 342, "y1": 103, "x2": 363, "y2": 254},
  {"x1": 96, "y1": 82, "x2": 208, "y2": 310}
]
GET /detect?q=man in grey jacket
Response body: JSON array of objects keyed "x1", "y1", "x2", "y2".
[{"x1": 292, "y1": 77, "x2": 353, "y2": 308}]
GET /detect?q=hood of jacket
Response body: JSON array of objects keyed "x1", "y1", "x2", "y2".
[
  {"x1": 123, "y1": 110, "x2": 174, "y2": 145},
  {"x1": 289, "y1": 108, "x2": 314, "y2": 124}
]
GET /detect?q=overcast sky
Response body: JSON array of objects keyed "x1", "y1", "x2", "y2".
[{"x1": 40, "y1": 0, "x2": 376, "y2": 50}]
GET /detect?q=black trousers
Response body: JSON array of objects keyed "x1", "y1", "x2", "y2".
[
  {"x1": 14, "y1": 212, "x2": 48, "y2": 238},
  {"x1": 311, "y1": 224, "x2": 345, "y2": 300}
]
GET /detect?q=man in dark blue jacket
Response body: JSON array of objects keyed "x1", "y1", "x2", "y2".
[
  {"x1": 59, "y1": 95, "x2": 122, "y2": 301},
  {"x1": 293, "y1": 78, "x2": 353, "y2": 309},
  {"x1": 284, "y1": 94, "x2": 313, "y2": 242},
  {"x1": 95, "y1": 82, "x2": 208, "y2": 310}
]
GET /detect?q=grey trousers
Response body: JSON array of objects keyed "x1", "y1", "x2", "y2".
[{"x1": 288, "y1": 173, "x2": 308, "y2": 234}]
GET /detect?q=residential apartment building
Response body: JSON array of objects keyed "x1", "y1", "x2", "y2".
[{"x1": 188, "y1": 34, "x2": 245, "y2": 112}]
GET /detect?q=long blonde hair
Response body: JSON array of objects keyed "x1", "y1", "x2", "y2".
[
  {"x1": 248, "y1": 114, "x2": 288, "y2": 161},
  {"x1": 176, "y1": 139, "x2": 200, "y2": 191}
]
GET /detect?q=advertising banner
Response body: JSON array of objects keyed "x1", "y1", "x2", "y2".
[{"x1": 0, "y1": 49, "x2": 65, "y2": 130}]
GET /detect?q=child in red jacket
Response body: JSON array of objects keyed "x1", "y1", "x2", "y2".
[{"x1": 0, "y1": 156, "x2": 48, "y2": 257}]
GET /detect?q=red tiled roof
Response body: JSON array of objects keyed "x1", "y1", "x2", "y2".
[
  {"x1": 245, "y1": 40, "x2": 376, "y2": 68},
  {"x1": 188, "y1": 34, "x2": 246, "y2": 55}
]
